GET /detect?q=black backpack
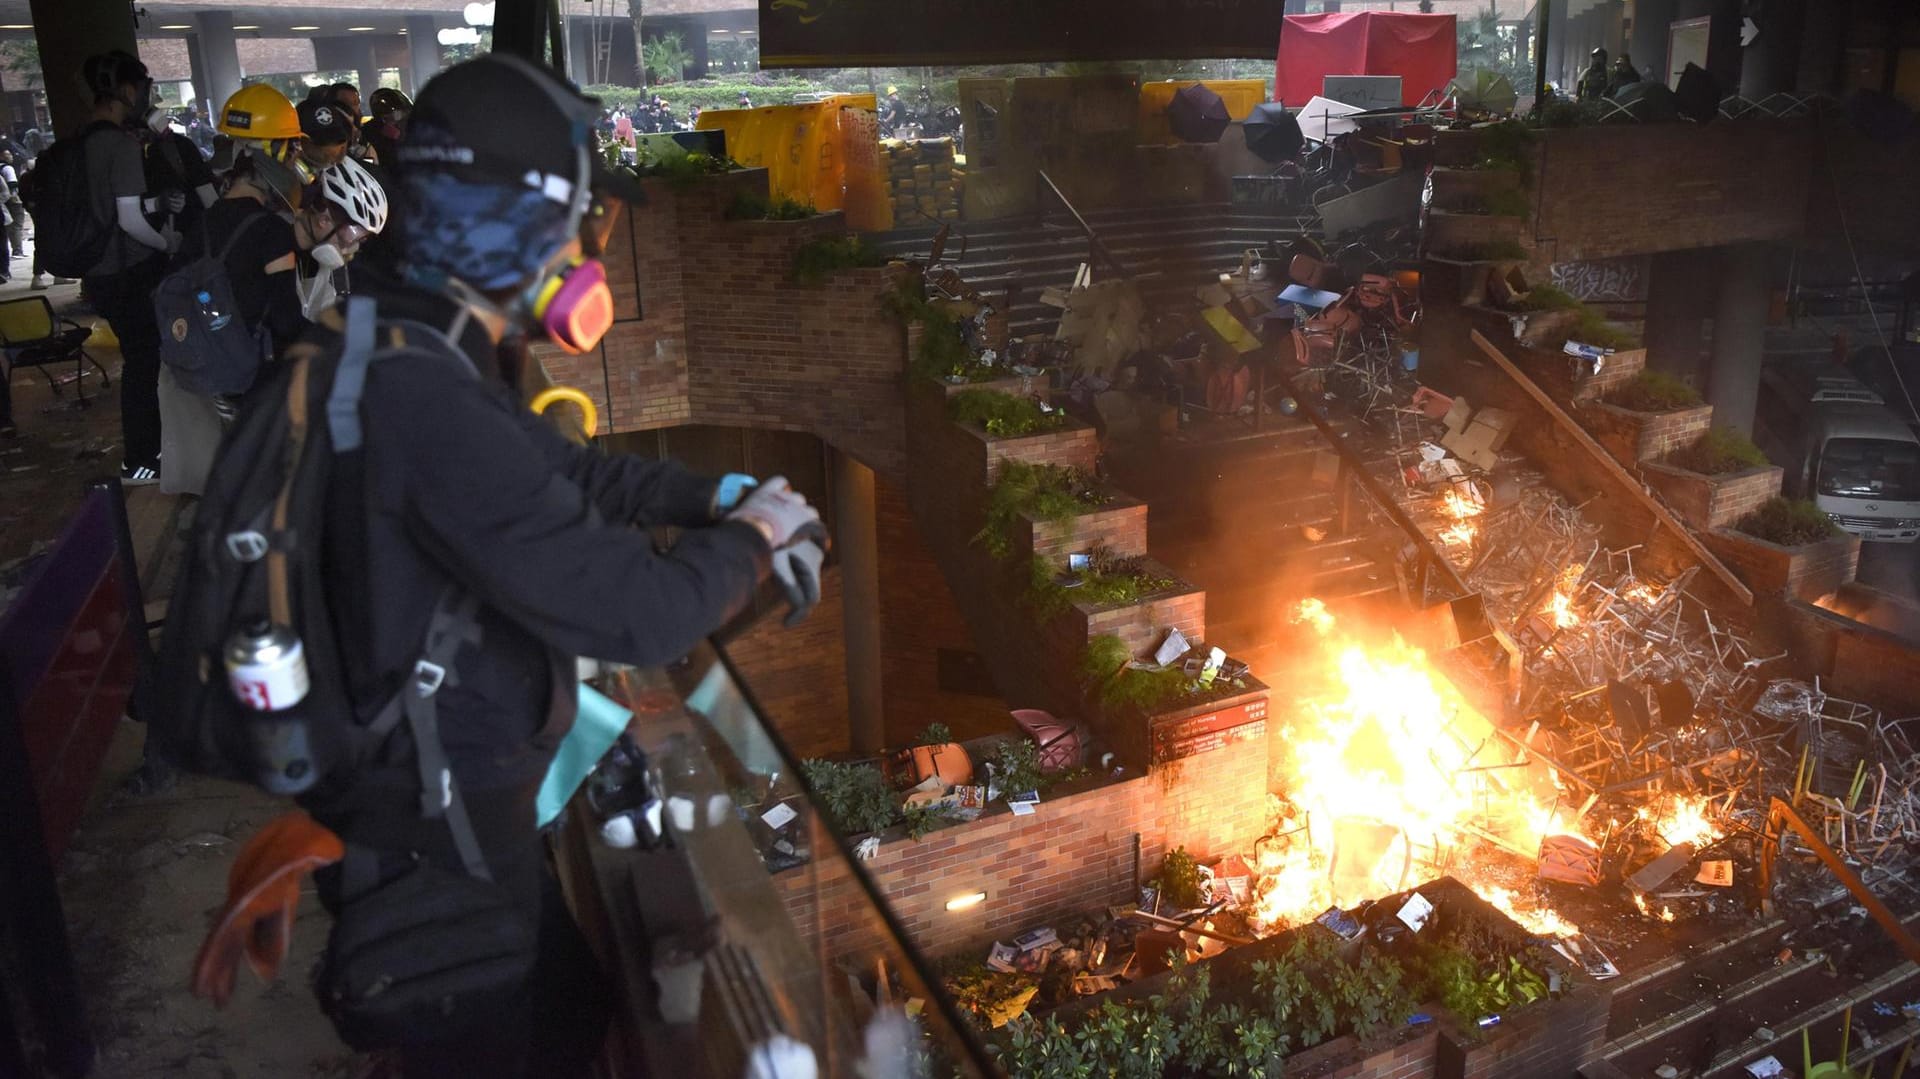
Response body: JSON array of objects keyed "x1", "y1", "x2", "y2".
[
  {"x1": 154, "y1": 212, "x2": 273, "y2": 395},
  {"x1": 154, "y1": 295, "x2": 494, "y2": 880},
  {"x1": 19, "y1": 121, "x2": 121, "y2": 278}
]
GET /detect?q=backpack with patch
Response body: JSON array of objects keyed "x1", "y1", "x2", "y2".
[
  {"x1": 18, "y1": 121, "x2": 121, "y2": 278},
  {"x1": 154, "y1": 212, "x2": 273, "y2": 395},
  {"x1": 154, "y1": 295, "x2": 494, "y2": 881}
]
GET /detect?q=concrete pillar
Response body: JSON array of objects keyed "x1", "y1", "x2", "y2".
[
  {"x1": 1704, "y1": 0, "x2": 1742, "y2": 92},
  {"x1": 193, "y1": 11, "x2": 242, "y2": 123},
  {"x1": 406, "y1": 16, "x2": 442, "y2": 95},
  {"x1": 1708, "y1": 242, "x2": 1770, "y2": 435},
  {"x1": 1738, "y1": 0, "x2": 1804, "y2": 98},
  {"x1": 1546, "y1": 0, "x2": 1568, "y2": 92},
  {"x1": 834, "y1": 451, "x2": 885, "y2": 756},
  {"x1": 314, "y1": 36, "x2": 378, "y2": 105},
  {"x1": 1794, "y1": 0, "x2": 1848, "y2": 95},
  {"x1": 1645, "y1": 248, "x2": 1717, "y2": 383},
  {"x1": 1629, "y1": 0, "x2": 1677, "y2": 82},
  {"x1": 27, "y1": 0, "x2": 134, "y2": 136},
  {"x1": 185, "y1": 31, "x2": 209, "y2": 115}
]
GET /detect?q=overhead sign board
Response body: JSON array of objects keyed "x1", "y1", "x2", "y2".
[{"x1": 758, "y1": 0, "x2": 1287, "y2": 68}]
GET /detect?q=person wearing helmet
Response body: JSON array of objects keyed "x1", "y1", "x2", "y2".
[
  {"x1": 293, "y1": 156, "x2": 387, "y2": 320},
  {"x1": 364, "y1": 87, "x2": 410, "y2": 165},
  {"x1": 219, "y1": 82, "x2": 313, "y2": 205},
  {"x1": 245, "y1": 53, "x2": 821, "y2": 1075},
  {"x1": 78, "y1": 51, "x2": 181, "y2": 484},
  {"x1": 881, "y1": 84, "x2": 905, "y2": 130},
  {"x1": 1578, "y1": 47, "x2": 1611, "y2": 101}
]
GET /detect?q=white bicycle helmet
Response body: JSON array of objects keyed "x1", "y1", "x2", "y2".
[{"x1": 318, "y1": 156, "x2": 388, "y2": 234}]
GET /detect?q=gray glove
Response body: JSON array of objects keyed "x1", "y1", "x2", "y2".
[
  {"x1": 726, "y1": 475, "x2": 820, "y2": 549},
  {"x1": 772, "y1": 536, "x2": 826, "y2": 626}
]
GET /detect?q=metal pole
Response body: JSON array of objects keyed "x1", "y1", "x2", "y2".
[{"x1": 1534, "y1": 0, "x2": 1552, "y2": 109}]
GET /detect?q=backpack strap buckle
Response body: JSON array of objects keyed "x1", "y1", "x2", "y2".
[
  {"x1": 224, "y1": 530, "x2": 270, "y2": 563},
  {"x1": 411, "y1": 660, "x2": 447, "y2": 698}
]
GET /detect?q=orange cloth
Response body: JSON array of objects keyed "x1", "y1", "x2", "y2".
[{"x1": 191, "y1": 811, "x2": 344, "y2": 1007}]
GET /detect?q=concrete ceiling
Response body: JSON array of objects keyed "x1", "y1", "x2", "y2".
[{"x1": 0, "y1": 0, "x2": 751, "y2": 38}]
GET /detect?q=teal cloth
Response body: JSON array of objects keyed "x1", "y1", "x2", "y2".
[{"x1": 537, "y1": 684, "x2": 633, "y2": 826}]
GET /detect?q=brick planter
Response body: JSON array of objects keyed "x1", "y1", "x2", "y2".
[
  {"x1": 1427, "y1": 166, "x2": 1525, "y2": 212},
  {"x1": 930, "y1": 372, "x2": 1050, "y2": 402},
  {"x1": 1579, "y1": 401, "x2": 1714, "y2": 468},
  {"x1": 1703, "y1": 528, "x2": 1861, "y2": 603},
  {"x1": 980, "y1": 424, "x2": 1100, "y2": 484},
  {"x1": 1425, "y1": 208, "x2": 1529, "y2": 255},
  {"x1": 1017, "y1": 492, "x2": 1148, "y2": 565},
  {"x1": 1065, "y1": 564, "x2": 1206, "y2": 660},
  {"x1": 1641, "y1": 461, "x2": 1784, "y2": 531}
]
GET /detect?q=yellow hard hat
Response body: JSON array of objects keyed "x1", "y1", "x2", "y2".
[
  {"x1": 219, "y1": 83, "x2": 301, "y2": 140},
  {"x1": 886, "y1": 85, "x2": 899, "y2": 95}
]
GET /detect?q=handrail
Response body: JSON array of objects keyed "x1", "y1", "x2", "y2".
[
  {"x1": 1035, "y1": 169, "x2": 1134, "y2": 281},
  {"x1": 1759, "y1": 796, "x2": 1920, "y2": 964}
]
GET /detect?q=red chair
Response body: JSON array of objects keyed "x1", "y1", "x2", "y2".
[{"x1": 1010, "y1": 709, "x2": 1086, "y2": 774}]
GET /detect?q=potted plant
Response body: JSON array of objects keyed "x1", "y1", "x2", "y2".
[
  {"x1": 800, "y1": 758, "x2": 899, "y2": 838},
  {"x1": 1706, "y1": 496, "x2": 1860, "y2": 602},
  {"x1": 893, "y1": 722, "x2": 974, "y2": 788}
]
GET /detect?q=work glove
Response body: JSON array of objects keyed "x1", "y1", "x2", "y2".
[
  {"x1": 711, "y1": 472, "x2": 758, "y2": 516},
  {"x1": 726, "y1": 475, "x2": 820, "y2": 550},
  {"x1": 772, "y1": 524, "x2": 828, "y2": 627}
]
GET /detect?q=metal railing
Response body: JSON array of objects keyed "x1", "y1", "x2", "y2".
[{"x1": 1035, "y1": 169, "x2": 1135, "y2": 281}]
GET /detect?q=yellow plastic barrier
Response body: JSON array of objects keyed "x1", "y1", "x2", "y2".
[
  {"x1": 698, "y1": 94, "x2": 888, "y2": 230},
  {"x1": 1138, "y1": 79, "x2": 1270, "y2": 145}
]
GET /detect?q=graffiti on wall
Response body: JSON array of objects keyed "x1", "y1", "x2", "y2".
[{"x1": 1550, "y1": 256, "x2": 1650, "y2": 302}]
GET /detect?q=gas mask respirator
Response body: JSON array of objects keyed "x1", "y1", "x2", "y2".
[{"x1": 524, "y1": 254, "x2": 613, "y2": 355}]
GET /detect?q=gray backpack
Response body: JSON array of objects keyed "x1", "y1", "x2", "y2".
[{"x1": 154, "y1": 212, "x2": 272, "y2": 396}]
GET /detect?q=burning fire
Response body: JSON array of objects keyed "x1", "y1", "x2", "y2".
[
  {"x1": 1639, "y1": 794, "x2": 1723, "y2": 848},
  {"x1": 1250, "y1": 601, "x2": 1579, "y2": 937},
  {"x1": 1631, "y1": 893, "x2": 1677, "y2": 923},
  {"x1": 1545, "y1": 565, "x2": 1585, "y2": 630},
  {"x1": 1436, "y1": 487, "x2": 1483, "y2": 548}
]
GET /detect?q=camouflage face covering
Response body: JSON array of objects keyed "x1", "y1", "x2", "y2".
[{"x1": 399, "y1": 171, "x2": 576, "y2": 291}]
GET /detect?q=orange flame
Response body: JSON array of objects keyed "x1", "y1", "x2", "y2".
[
  {"x1": 1638, "y1": 794, "x2": 1723, "y2": 848},
  {"x1": 1546, "y1": 564, "x2": 1584, "y2": 629},
  {"x1": 1437, "y1": 488, "x2": 1483, "y2": 548},
  {"x1": 1251, "y1": 602, "x2": 1579, "y2": 937}
]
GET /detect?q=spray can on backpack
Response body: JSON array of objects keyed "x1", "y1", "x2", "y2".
[{"x1": 224, "y1": 621, "x2": 319, "y2": 795}]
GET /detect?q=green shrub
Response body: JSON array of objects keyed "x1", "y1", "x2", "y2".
[
  {"x1": 1513, "y1": 283, "x2": 1582, "y2": 311},
  {"x1": 1474, "y1": 119, "x2": 1535, "y2": 186},
  {"x1": 1157, "y1": 846, "x2": 1207, "y2": 909},
  {"x1": 1570, "y1": 306, "x2": 1643, "y2": 350},
  {"x1": 800, "y1": 758, "x2": 897, "y2": 836},
  {"x1": 790, "y1": 234, "x2": 883, "y2": 285},
  {"x1": 974, "y1": 461, "x2": 1109, "y2": 559},
  {"x1": 1737, "y1": 497, "x2": 1841, "y2": 546},
  {"x1": 1609, "y1": 370, "x2": 1703, "y2": 412},
  {"x1": 608, "y1": 148, "x2": 741, "y2": 190},
  {"x1": 990, "y1": 737, "x2": 1045, "y2": 797},
  {"x1": 1539, "y1": 95, "x2": 1606, "y2": 128},
  {"x1": 1079, "y1": 633, "x2": 1133, "y2": 686},
  {"x1": 916, "y1": 722, "x2": 954, "y2": 746},
  {"x1": 1664, "y1": 427, "x2": 1772, "y2": 475},
  {"x1": 1025, "y1": 549, "x2": 1178, "y2": 620},
  {"x1": 948, "y1": 389, "x2": 1066, "y2": 438},
  {"x1": 723, "y1": 190, "x2": 817, "y2": 220},
  {"x1": 900, "y1": 800, "x2": 952, "y2": 841}
]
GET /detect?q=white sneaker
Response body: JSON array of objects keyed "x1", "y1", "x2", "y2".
[
  {"x1": 30, "y1": 273, "x2": 50, "y2": 289},
  {"x1": 120, "y1": 461, "x2": 160, "y2": 486}
]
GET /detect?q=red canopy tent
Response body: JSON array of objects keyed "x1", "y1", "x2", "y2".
[{"x1": 1274, "y1": 12, "x2": 1458, "y2": 107}]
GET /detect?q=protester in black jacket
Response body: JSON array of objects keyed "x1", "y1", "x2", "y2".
[{"x1": 272, "y1": 54, "x2": 824, "y2": 1077}]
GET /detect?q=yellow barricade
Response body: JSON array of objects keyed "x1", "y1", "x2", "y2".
[
  {"x1": 1137, "y1": 79, "x2": 1269, "y2": 145},
  {"x1": 698, "y1": 94, "x2": 889, "y2": 231}
]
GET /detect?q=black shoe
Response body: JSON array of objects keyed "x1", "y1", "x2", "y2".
[{"x1": 120, "y1": 460, "x2": 160, "y2": 486}]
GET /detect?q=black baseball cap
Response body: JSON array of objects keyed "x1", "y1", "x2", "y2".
[
  {"x1": 396, "y1": 54, "x2": 644, "y2": 206},
  {"x1": 297, "y1": 99, "x2": 353, "y2": 147}
]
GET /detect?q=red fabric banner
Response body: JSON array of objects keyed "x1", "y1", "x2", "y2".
[{"x1": 1275, "y1": 12, "x2": 1459, "y2": 107}]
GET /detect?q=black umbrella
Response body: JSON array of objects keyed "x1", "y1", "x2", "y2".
[
  {"x1": 1243, "y1": 101, "x2": 1305, "y2": 163},
  {"x1": 1167, "y1": 83, "x2": 1232, "y2": 143},
  {"x1": 1609, "y1": 79, "x2": 1679, "y2": 123}
]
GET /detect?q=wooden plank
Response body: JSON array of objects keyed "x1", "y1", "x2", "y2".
[{"x1": 1468, "y1": 329, "x2": 1754, "y2": 607}]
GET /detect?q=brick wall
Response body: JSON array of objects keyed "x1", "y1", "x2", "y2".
[
  {"x1": 723, "y1": 570, "x2": 851, "y2": 762},
  {"x1": 1437, "y1": 982, "x2": 1610, "y2": 1079},
  {"x1": 1427, "y1": 167, "x2": 1524, "y2": 213},
  {"x1": 1640, "y1": 462, "x2": 1783, "y2": 531},
  {"x1": 1022, "y1": 495, "x2": 1148, "y2": 564},
  {"x1": 1531, "y1": 123, "x2": 1815, "y2": 262},
  {"x1": 1578, "y1": 402, "x2": 1714, "y2": 469},
  {"x1": 537, "y1": 170, "x2": 909, "y2": 477},
  {"x1": 874, "y1": 478, "x2": 1013, "y2": 745},
  {"x1": 1703, "y1": 530, "x2": 1861, "y2": 604},
  {"x1": 1426, "y1": 209, "x2": 1529, "y2": 255},
  {"x1": 770, "y1": 713, "x2": 1272, "y2": 966}
]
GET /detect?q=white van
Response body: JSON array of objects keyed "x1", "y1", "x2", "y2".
[{"x1": 1753, "y1": 365, "x2": 1920, "y2": 543}]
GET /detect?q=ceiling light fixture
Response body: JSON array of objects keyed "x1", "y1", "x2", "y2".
[
  {"x1": 0, "y1": 23, "x2": 32, "y2": 30},
  {"x1": 160, "y1": 24, "x2": 191, "y2": 30},
  {"x1": 290, "y1": 25, "x2": 321, "y2": 31},
  {"x1": 945, "y1": 891, "x2": 987, "y2": 912},
  {"x1": 347, "y1": 26, "x2": 376, "y2": 32},
  {"x1": 232, "y1": 25, "x2": 260, "y2": 30}
]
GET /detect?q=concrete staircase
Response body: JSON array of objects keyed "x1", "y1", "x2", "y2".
[
  {"x1": 873, "y1": 202, "x2": 1313, "y2": 340},
  {"x1": 1106, "y1": 418, "x2": 1400, "y2": 679}
]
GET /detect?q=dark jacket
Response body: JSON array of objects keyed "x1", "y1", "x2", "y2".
[{"x1": 302, "y1": 281, "x2": 770, "y2": 850}]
